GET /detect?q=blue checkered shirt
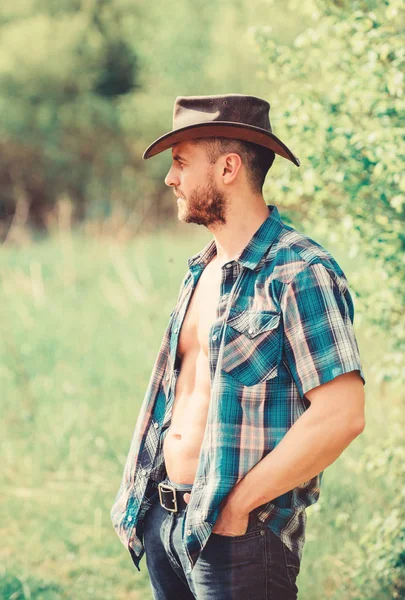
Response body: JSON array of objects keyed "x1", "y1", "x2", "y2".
[{"x1": 110, "y1": 203, "x2": 366, "y2": 573}]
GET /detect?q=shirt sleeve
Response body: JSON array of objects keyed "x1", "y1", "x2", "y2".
[{"x1": 280, "y1": 262, "x2": 366, "y2": 399}]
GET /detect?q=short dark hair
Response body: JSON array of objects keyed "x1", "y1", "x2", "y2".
[{"x1": 191, "y1": 137, "x2": 275, "y2": 194}]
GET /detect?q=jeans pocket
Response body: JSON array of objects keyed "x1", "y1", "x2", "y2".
[
  {"x1": 281, "y1": 540, "x2": 301, "y2": 588},
  {"x1": 210, "y1": 511, "x2": 264, "y2": 541}
]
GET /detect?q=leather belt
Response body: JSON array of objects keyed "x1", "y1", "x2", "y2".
[{"x1": 158, "y1": 480, "x2": 193, "y2": 513}]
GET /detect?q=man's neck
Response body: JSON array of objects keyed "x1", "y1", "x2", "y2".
[{"x1": 209, "y1": 201, "x2": 271, "y2": 265}]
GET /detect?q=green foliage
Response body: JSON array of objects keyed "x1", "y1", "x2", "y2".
[
  {"x1": 339, "y1": 425, "x2": 405, "y2": 598},
  {"x1": 0, "y1": 1, "x2": 142, "y2": 226},
  {"x1": 251, "y1": 0, "x2": 405, "y2": 384},
  {"x1": 0, "y1": 571, "x2": 63, "y2": 599}
]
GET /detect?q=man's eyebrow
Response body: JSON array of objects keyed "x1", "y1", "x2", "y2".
[{"x1": 172, "y1": 153, "x2": 188, "y2": 162}]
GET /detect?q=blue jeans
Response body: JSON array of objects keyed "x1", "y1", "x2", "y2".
[{"x1": 143, "y1": 481, "x2": 300, "y2": 599}]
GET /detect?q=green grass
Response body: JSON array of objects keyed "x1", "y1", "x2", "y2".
[{"x1": 0, "y1": 221, "x2": 401, "y2": 599}]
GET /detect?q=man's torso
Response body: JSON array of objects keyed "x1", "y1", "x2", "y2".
[{"x1": 163, "y1": 255, "x2": 225, "y2": 483}]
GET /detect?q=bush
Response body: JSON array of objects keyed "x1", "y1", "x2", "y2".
[{"x1": 250, "y1": 0, "x2": 405, "y2": 385}]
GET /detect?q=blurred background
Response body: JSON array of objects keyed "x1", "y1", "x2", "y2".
[{"x1": 0, "y1": 0, "x2": 404, "y2": 598}]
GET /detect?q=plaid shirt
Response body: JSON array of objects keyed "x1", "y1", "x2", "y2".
[{"x1": 110, "y1": 203, "x2": 366, "y2": 574}]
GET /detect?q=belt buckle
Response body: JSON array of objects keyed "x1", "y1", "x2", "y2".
[{"x1": 158, "y1": 482, "x2": 178, "y2": 513}]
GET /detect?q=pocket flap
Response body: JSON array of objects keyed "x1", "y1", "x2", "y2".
[{"x1": 226, "y1": 309, "x2": 281, "y2": 339}]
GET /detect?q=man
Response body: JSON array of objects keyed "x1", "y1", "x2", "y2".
[{"x1": 110, "y1": 94, "x2": 366, "y2": 599}]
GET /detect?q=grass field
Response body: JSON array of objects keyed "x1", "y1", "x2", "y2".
[{"x1": 0, "y1": 219, "x2": 401, "y2": 600}]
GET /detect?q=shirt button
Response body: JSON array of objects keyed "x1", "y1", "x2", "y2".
[
  {"x1": 187, "y1": 529, "x2": 192, "y2": 536},
  {"x1": 248, "y1": 328, "x2": 254, "y2": 334},
  {"x1": 174, "y1": 327, "x2": 178, "y2": 333},
  {"x1": 165, "y1": 374, "x2": 170, "y2": 381},
  {"x1": 154, "y1": 422, "x2": 159, "y2": 429},
  {"x1": 260, "y1": 529, "x2": 265, "y2": 536},
  {"x1": 225, "y1": 263, "x2": 232, "y2": 268},
  {"x1": 128, "y1": 515, "x2": 133, "y2": 522},
  {"x1": 212, "y1": 334, "x2": 217, "y2": 341}
]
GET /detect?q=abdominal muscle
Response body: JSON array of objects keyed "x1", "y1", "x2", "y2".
[{"x1": 163, "y1": 349, "x2": 211, "y2": 485}]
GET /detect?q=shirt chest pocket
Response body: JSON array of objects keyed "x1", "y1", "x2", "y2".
[{"x1": 221, "y1": 309, "x2": 282, "y2": 386}]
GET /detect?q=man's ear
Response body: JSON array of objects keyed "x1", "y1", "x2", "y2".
[{"x1": 221, "y1": 153, "x2": 242, "y2": 185}]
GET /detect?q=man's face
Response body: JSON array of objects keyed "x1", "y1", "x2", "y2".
[{"x1": 164, "y1": 140, "x2": 228, "y2": 226}]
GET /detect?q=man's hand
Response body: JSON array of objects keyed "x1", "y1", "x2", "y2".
[
  {"x1": 183, "y1": 493, "x2": 250, "y2": 536},
  {"x1": 211, "y1": 505, "x2": 250, "y2": 536}
]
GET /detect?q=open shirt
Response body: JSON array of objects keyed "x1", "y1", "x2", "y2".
[{"x1": 110, "y1": 203, "x2": 366, "y2": 574}]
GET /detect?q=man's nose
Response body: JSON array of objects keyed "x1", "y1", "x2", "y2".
[{"x1": 165, "y1": 166, "x2": 179, "y2": 188}]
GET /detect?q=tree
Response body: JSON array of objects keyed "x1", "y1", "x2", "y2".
[{"x1": 0, "y1": 1, "x2": 141, "y2": 229}]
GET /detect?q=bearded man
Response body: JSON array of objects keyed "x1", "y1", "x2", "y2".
[{"x1": 110, "y1": 94, "x2": 366, "y2": 600}]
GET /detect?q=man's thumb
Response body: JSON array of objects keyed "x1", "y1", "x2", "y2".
[{"x1": 183, "y1": 492, "x2": 191, "y2": 504}]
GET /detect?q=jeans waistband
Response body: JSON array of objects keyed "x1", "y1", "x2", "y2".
[{"x1": 163, "y1": 477, "x2": 193, "y2": 491}]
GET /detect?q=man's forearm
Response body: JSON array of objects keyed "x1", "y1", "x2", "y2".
[{"x1": 226, "y1": 405, "x2": 364, "y2": 515}]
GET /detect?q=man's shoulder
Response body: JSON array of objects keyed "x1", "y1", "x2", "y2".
[{"x1": 267, "y1": 223, "x2": 347, "y2": 286}]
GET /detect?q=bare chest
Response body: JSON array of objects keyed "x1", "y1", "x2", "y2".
[{"x1": 177, "y1": 262, "x2": 222, "y2": 358}]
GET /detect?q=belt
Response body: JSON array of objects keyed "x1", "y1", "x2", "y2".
[{"x1": 158, "y1": 480, "x2": 193, "y2": 513}]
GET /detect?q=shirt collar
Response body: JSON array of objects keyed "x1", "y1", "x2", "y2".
[{"x1": 187, "y1": 204, "x2": 284, "y2": 272}]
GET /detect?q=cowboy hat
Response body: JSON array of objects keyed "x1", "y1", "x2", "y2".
[{"x1": 142, "y1": 93, "x2": 300, "y2": 167}]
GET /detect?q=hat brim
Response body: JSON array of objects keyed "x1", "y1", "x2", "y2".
[{"x1": 142, "y1": 121, "x2": 300, "y2": 167}]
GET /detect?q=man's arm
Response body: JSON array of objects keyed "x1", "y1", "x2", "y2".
[{"x1": 225, "y1": 369, "x2": 365, "y2": 515}]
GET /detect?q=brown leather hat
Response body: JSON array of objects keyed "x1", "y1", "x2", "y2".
[{"x1": 142, "y1": 93, "x2": 300, "y2": 167}]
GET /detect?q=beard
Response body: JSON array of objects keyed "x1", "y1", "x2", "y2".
[{"x1": 176, "y1": 173, "x2": 228, "y2": 227}]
